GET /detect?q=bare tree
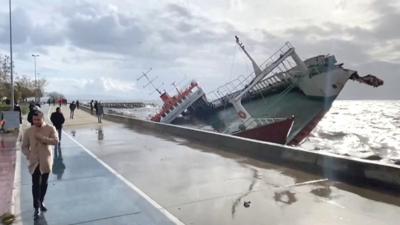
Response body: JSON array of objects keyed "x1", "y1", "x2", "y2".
[{"x1": 1, "y1": 54, "x2": 48, "y2": 103}]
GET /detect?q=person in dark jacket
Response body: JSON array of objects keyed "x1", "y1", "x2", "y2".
[
  {"x1": 27, "y1": 104, "x2": 40, "y2": 125},
  {"x1": 50, "y1": 107, "x2": 65, "y2": 144},
  {"x1": 69, "y1": 101, "x2": 77, "y2": 119},
  {"x1": 90, "y1": 100, "x2": 94, "y2": 114},
  {"x1": 94, "y1": 100, "x2": 98, "y2": 113},
  {"x1": 14, "y1": 102, "x2": 22, "y2": 124},
  {"x1": 96, "y1": 102, "x2": 104, "y2": 123}
]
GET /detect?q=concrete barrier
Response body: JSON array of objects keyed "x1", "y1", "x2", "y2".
[{"x1": 81, "y1": 105, "x2": 400, "y2": 190}]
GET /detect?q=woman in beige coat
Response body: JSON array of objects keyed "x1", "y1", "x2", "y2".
[{"x1": 22, "y1": 110, "x2": 59, "y2": 219}]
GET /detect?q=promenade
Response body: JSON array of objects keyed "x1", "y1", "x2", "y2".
[{"x1": 6, "y1": 105, "x2": 400, "y2": 224}]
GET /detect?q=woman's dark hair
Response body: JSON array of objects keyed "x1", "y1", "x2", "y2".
[{"x1": 32, "y1": 110, "x2": 43, "y2": 117}]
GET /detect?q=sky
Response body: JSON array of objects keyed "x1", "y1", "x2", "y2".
[{"x1": 0, "y1": 0, "x2": 399, "y2": 101}]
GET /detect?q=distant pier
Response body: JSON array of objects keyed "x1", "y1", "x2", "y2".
[{"x1": 86, "y1": 102, "x2": 147, "y2": 108}]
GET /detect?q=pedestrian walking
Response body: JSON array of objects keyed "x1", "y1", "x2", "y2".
[
  {"x1": 69, "y1": 101, "x2": 77, "y2": 119},
  {"x1": 27, "y1": 104, "x2": 41, "y2": 126},
  {"x1": 50, "y1": 107, "x2": 65, "y2": 146},
  {"x1": 14, "y1": 102, "x2": 22, "y2": 124},
  {"x1": 90, "y1": 100, "x2": 94, "y2": 115},
  {"x1": 94, "y1": 100, "x2": 98, "y2": 113},
  {"x1": 0, "y1": 115, "x2": 5, "y2": 132},
  {"x1": 96, "y1": 102, "x2": 104, "y2": 123},
  {"x1": 76, "y1": 100, "x2": 80, "y2": 110},
  {"x1": 22, "y1": 110, "x2": 59, "y2": 220}
]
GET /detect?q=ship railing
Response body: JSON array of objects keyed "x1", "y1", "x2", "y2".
[
  {"x1": 209, "y1": 74, "x2": 253, "y2": 100},
  {"x1": 207, "y1": 42, "x2": 297, "y2": 104},
  {"x1": 248, "y1": 71, "x2": 293, "y2": 95},
  {"x1": 258, "y1": 42, "x2": 294, "y2": 71},
  {"x1": 210, "y1": 70, "x2": 293, "y2": 108}
]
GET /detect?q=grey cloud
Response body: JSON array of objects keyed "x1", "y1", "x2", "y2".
[
  {"x1": 284, "y1": 25, "x2": 333, "y2": 39},
  {"x1": 50, "y1": 1, "x2": 267, "y2": 72},
  {"x1": 281, "y1": 26, "x2": 370, "y2": 64},
  {"x1": 59, "y1": 1, "x2": 100, "y2": 19},
  {"x1": 351, "y1": 0, "x2": 400, "y2": 41},
  {"x1": 31, "y1": 25, "x2": 66, "y2": 46},
  {"x1": 3, "y1": 1, "x2": 397, "y2": 100},
  {"x1": 299, "y1": 39, "x2": 370, "y2": 65},
  {"x1": 372, "y1": 12, "x2": 400, "y2": 40},
  {"x1": 0, "y1": 8, "x2": 31, "y2": 45},
  {"x1": 283, "y1": 0, "x2": 400, "y2": 43},
  {"x1": 278, "y1": 1, "x2": 399, "y2": 65},
  {"x1": 0, "y1": 7, "x2": 66, "y2": 51},
  {"x1": 67, "y1": 14, "x2": 145, "y2": 54},
  {"x1": 176, "y1": 21, "x2": 194, "y2": 32},
  {"x1": 165, "y1": 4, "x2": 192, "y2": 19},
  {"x1": 371, "y1": 0, "x2": 398, "y2": 14},
  {"x1": 155, "y1": 6, "x2": 248, "y2": 52}
]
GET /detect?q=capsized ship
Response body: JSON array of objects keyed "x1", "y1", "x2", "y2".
[{"x1": 148, "y1": 36, "x2": 383, "y2": 145}]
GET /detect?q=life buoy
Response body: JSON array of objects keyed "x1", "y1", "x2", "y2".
[{"x1": 238, "y1": 111, "x2": 247, "y2": 119}]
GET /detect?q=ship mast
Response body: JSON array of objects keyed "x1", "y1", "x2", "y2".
[
  {"x1": 137, "y1": 68, "x2": 162, "y2": 95},
  {"x1": 235, "y1": 36, "x2": 262, "y2": 76},
  {"x1": 171, "y1": 82, "x2": 181, "y2": 95}
]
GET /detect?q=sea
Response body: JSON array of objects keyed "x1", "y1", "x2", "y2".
[{"x1": 109, "y1": 100, "x2": 400, "y2": 165}]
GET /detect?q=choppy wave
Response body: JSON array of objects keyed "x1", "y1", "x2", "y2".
[
  {"x1": 106, "y1": 104, "x2": 160, "y2": 120},
  {"x1": 300, "y1": 100, "x2": 400, "y2": 165}
]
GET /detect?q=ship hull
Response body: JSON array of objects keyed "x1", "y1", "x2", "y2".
[
  {"x1": 234, "y1": 117, "x2": 294, "y2": 144},
  {"x1": 173, "y1": 88, "x2": 337, "y2": 145}
]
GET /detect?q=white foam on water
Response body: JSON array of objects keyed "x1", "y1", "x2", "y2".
[{"x1": 300, "y1": 100, "x2": 400, "y2": 164}]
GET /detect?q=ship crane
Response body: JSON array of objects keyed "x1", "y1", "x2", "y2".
[{"x1": 229, "y1": 36, "x2": 309, "y2": 130}]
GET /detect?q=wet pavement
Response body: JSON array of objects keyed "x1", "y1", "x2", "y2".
[
  {"x1": 14, "y1": 106, "x2": 180, "y2": 225},
  {"x1": 69, "y1": 124, "x2": 400, "y2": 225},
  {"x1": 0, "y1": 132, "x2": 18, "y2": 215},
  {"x1": 14, "y1": 106, "x2": 400, "y2": 224},
  {"x1": 16, "y1": 133, "x2": 178, "y2": 225}
]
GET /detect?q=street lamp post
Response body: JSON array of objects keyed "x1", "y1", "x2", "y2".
[
  {"x1": 9, "y1": 0, "x2": 14, "y2": 109},
  {"x1": 32, "y1": 54, "x2": 39, "y2": 101}
]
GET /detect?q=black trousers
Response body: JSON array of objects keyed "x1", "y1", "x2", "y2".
[
  {"x1": 57, "y1": 128, "x2": 62, "y2": 141},
  {"x1": 32, "y1": 166, "x2": 49, "y2": 209}
]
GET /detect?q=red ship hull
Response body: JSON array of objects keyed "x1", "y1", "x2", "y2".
[{"x1": 234, "y1": 117, "x2": 295, "y2": 145}]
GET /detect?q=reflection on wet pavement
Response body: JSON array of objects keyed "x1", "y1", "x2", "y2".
[
  {"x1": 231, "y1": 168, "x2": 259, "y2": 217},
  {"x1": 58, "y1": 113, "x2": 400, "y2": 225},
  {"x1": 33, "y1": 215, "x2": 48, "y2": 225},
  {"x1": 52, "y1": 145, "x2": 65, "y2": 180},
  {"x1": 96, "y1": 126, "x2": 104, "y2": 141}
]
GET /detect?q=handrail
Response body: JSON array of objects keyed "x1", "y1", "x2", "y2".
[{"x1": 207, "y1": 42, "x2": 295, "y2": 103}]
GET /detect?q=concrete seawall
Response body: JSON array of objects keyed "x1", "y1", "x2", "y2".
[{"x1": 81, "y1": 105, "x2": 400, "y2": 190}]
